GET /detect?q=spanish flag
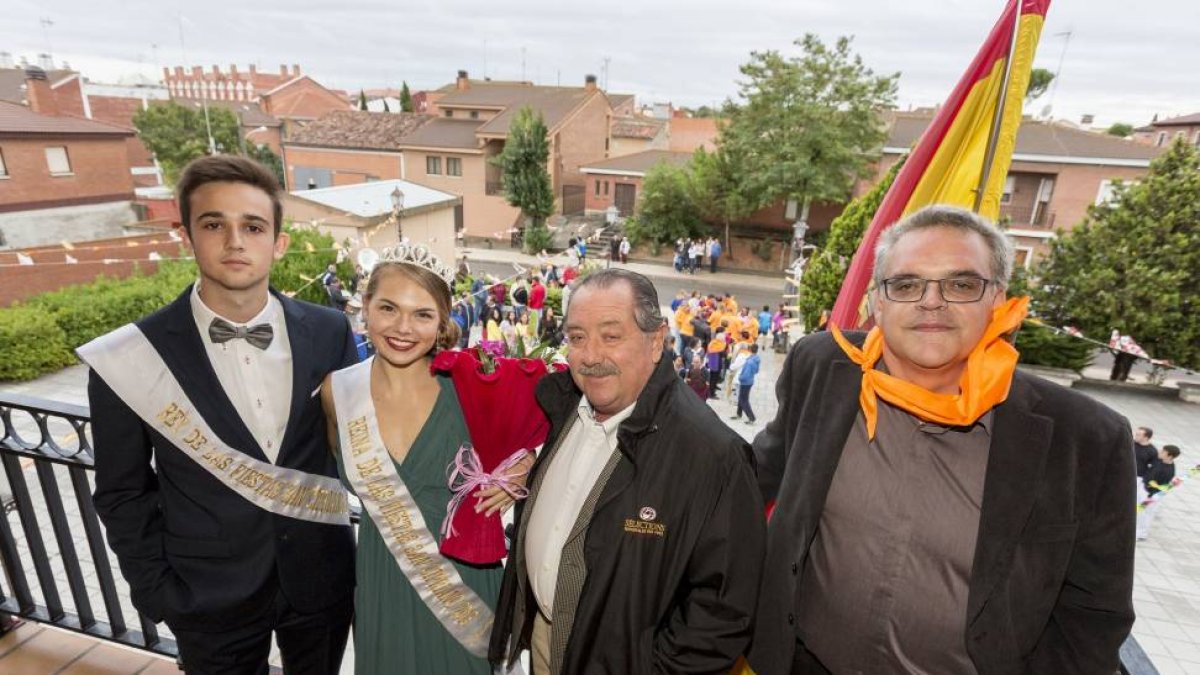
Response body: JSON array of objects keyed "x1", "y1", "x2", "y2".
[{"x1": 829, "y1": 0, "x2": 1051, "y2": 329}]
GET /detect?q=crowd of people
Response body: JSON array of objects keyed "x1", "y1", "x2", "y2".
[
  {"x1": 75, "y1": 155, "x2": 1183, "y2": 675},
  {"x1": 673, "y1": 236, "x2": 724, "y2": 274}
]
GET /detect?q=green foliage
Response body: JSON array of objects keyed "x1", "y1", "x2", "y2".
[
  {"x1": 1106, "y1": 122, "x2": 1134, "y2": 138},
  {"x1": 0, "y1": 306, "x2": 76, "y2": 381},
  {"x1": 1025, "y1": 68, "x2": 1054, "y2": 101},
  {"x1": 751, "y1": 239, "x2": 775, "y2": 262},
  {"x1": 358, "y1": 90, "x2": 368, "y2": 111},
  {"x1": 273, "y1": 226, "x2": 353, "y2": 305},
  {"x1": 522, "y1": 221, "x2": 554, "y2": 254},
  {"x1": 400, "y1": 82, "x2": 414, "y2": 113},
  {"x1": 1015, "y1": 322, "x2": 1096, "y2": 372},
  {"x1": 248, "y1": 144, "x2": 286, "y2": 187},
  {"x1": 544, "y1": 286, "x2": 563, "y2": 314},
  {"x1": 133, "y1": 102, "x2": 241, "y2": 184},
  {"x1": 718, "y1": 34, "x2": 898, "y2": 213},
  {"x1": 492, "y1": 106, "x2": 555, "y2": 252},
  {"x1": 797, "y1": 157, "x2": 905, "y2": 328},
  {"x1": 627, "y1": 162, "x2": 704, "y2": 246},
  {"x1": 690, "y1": 147, "x2": 753, "y2": 247},
  {"x1": 1033, "y1": 138, "x2": 1200, "y2": 370}
]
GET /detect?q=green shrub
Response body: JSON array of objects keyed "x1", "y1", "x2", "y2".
[
  {"x1": 1016, "y1": 321, "x2": 1096, "y2": 372},
  {"x1": 544, "y1": 286, "x2": 563, "y2": 314},
  {"x1": 0, "y1": 306, "x2": 75, "y2": 381}
]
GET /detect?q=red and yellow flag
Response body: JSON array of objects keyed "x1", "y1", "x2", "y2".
[{"x1": 830, "y1": 0, "x2": 1051, "y2": 329}]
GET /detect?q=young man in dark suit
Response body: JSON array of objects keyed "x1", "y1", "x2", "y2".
[
  {"x1": 750, "y1": 205, "x2": 1135, "y2": 675},
  {"x1": 82, "y1": 155, "x2": 358, "y2": 675}
]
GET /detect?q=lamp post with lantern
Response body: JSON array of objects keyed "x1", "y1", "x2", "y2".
[{"x1": 391, "y1": 186, "x2": 405, "y2": 243}]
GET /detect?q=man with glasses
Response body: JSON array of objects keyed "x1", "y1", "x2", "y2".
[{"x1": 748, "y1": 205, "x2": 1135, "y2": 674}]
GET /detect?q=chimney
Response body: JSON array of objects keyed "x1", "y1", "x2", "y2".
[
  {"x1": 212, "y1": 65, "x2": 221, "y2": 77},
  {"x1": 175, "y1": 66, "x2": 184, "y2": 77},
  {"x1": 230, "y1": 64, "x2": 238, "y2": 75},
  {"x1": 191, "y1": 66, "x2": 202, "y2": 78},
  {"x1": 292, "y1": 64, "x2": 301, "y2": 76},
  {"x1": 37, "y1": 53, "x2": 53, "y2": 70},
  {"x1": 456, "y1": 70, "x2": 469, "y2": 91},
  {"x1": 163, "y1": 66, "x2": 171, "y2": 80},
  {"x1": 584, "y1": 74, "x2": 598, "y2": 92},
  {"x1": 280, "y1": 64, "x2": 288, "y2": 77},
  {"x1": 24, "y1": 66, "x2": 57, "y2": 115},
  {"x1": 249, "y1": 64, "x2": 257, "y2": 77}
]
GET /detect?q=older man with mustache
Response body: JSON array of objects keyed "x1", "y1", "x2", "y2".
[
  {"x1": 748, "y1": 205, "x2": 1135, "y2": 675},
  {"x1": 490, "y1": 268, "x2": 766, "y2": 675}
]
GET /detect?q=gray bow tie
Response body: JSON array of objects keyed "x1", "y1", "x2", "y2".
[{"x1": 208, "y1": 318, "x2": 274, "y2": 350}]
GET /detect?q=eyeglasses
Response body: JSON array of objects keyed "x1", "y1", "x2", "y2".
[{"x1": 880, "y1": 276, "x2": 996, "y2": 303}]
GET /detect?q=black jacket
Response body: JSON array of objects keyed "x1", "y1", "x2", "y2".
[
  {"x1": 89, "y1": 287, "x2": 358, "y2": 632},
  {"x1": 490, "y1": 351, "x2": 766, "y2": 674},
  {"x1": 748, "y1": 332, "x2": 1136, "y2": 675}
]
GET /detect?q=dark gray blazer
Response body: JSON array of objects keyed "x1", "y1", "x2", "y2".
[{"x1": 747, "y1": 332, "x2": 1136, "y2": 675}]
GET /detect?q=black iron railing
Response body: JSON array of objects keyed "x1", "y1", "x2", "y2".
[
  {"x1": 0, "y1": 392, "x2": 175, "y2": 658},
  {"x1": 0, "y1": 392, "x2": 1164, "y2": 674}
]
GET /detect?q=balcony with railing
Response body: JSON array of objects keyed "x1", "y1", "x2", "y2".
[{"x1": 0, "y1": 390, "x2": 1171, "y2": 674}]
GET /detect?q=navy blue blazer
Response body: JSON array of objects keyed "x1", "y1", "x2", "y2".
[{"x1": 89, "y1": 286, "x2": 358, "y2": 632}]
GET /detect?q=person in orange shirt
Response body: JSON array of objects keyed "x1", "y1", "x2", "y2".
[
  {"x1": 675, "y1": 304, "x2": 695, "y2": 354},
  {"x1": 723, "y1": 295, "x2": 739, "y2": 314}
]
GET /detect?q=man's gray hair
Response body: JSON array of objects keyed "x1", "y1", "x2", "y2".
[
  {"x1": 872, "y1": 205, "x2": 1014, "y2": 287},
  {"x1": 568, "y1": 268, "x2": 665, "y2": 333}
]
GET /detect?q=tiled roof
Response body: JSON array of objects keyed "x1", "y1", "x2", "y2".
[
  {"x1": 1152, "y1": 112, "x2": 1200, "y2": 127},
  {"x1": 885, "y1": 111, "x2": 1163, "y2": 162},
  {"x1": 435, "y1": 79, "x2": 532, "y2": 93},
  {"x1": 437, "y1": 84, "x2": 597, "y2": 134},
  {"x1": 580, "y1": 149, "x2": 693, "y2": 175},
  {"x1": 397, "y1": 118, "x2": 483, "y2": 150},
  {"x1": 172, "y1": 98, "x2": 282, "y2": 127},
  {"x1": 611, "y1": 116, "x2": 665, "y2": 139},
  {"x1": 608, "y1": 93, "x2": 635, "y2": 109},
  {"x1": 0, "y1": 67, "x2": 77, "y2": 104},
  {"x1": 285, "y1": 111, "x2": 433, "y2": 151},
  {"x1": 0, "y1": 100, "x2": 133, "y2": 135}
]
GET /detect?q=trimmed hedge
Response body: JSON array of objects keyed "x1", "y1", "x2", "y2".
[{"x1": 0, "y1": 306, "x2": 76, "y2": 381}]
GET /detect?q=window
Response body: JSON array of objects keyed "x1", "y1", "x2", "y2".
[
  {"x1": 1156, "y1": 132, "x2": 1167, "y2": 147},
  {"x1": 447, "y1": 157, "x2": 462, "y2": 177},
  {"x1": 45, "y1": 146, "x2": 72, "y2": 175},
  {"x1": 603, "y1": 181, "x2": 609, "y2": 196},
  {"x1": 1194, "y1": 130, "x2": 1200, "y2": 147},
  {"x1": 426, "y1": 156, "x2": 442, "y2": 175},
  {"x1": 469, "y1": 111, "x2": 479, "y2": 120},
  {"x1": 0, "y1": 148, "x2": 7, "y2": 177},
  {"x1": 1000, "y1": 175, "x2": 1015, "y2": 204},
  {"x1": 1095, "y1": 179, "x2": 1116, "y2": 206},
  {"x1": 444, "y1": 109, "x2": 453, "y2": 118},
  {"x1": 594, "y1": 179, "x2": 601, "y2": 196}
]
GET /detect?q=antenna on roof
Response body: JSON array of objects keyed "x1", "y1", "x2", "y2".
[{"x1": 1043, "y1": 30, "x2": 1072, "y2": 120}]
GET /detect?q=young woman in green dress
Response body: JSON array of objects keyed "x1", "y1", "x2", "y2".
[{"x1": 321, "y1": 253, "x2": 532, "y2": 674}]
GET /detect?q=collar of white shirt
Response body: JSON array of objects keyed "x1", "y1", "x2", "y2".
[
  {"x1": 190, "y1": 280, "x2": 282, "y2": 342},
  {"x1": 576, "y1": 397, "x2": 637, "y2": 448}
]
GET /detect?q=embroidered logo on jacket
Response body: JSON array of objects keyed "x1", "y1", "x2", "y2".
[{"x1": 624, "y1": 506, "x2": 665, "y2": 537}]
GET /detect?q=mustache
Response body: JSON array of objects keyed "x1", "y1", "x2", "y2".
[{"x1": 576, "y1": 363, "x2": 621, "y2": 377}]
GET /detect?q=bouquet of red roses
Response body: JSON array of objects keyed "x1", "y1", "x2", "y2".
[{"x1": 431, "y1": 347, "x2": 561, "y2": 564}]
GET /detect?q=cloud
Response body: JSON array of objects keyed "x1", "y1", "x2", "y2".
[{"x1": 2, "y1": 0, "x2": 1197, "y2": 127}]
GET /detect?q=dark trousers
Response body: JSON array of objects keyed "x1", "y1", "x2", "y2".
[
  {"x1": 791, "y1": 640, "x2": 834, "y2": 674},
  {"x1": 735, "y1": 383, "x2": 756, "y2": 422},
  {"x1": 172, "y1": 591, "x2": 352, "y2": 675},
  {"x1": 707, "y1": 369, "x2": 722, "y2": 398},
  {"x1": 710, "y1": 257, "x2": 719, "y2": 273},
  {"x1": 1110, "y1": 351, "x2": 1137, "y2": 381}
]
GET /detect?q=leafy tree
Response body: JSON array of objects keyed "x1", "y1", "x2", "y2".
[
  {"x1": 1106, "y1": 122, "x2": 1134, "y2": 138},
  {"x1": 248, "y1": 144, "x2": 286, "y2": 188},
  {"x1": 1007, "y1": 266, "x2": 1095, "y2": 371},
  {"x1": 718, "y1": 34, "x2": 898, "y2": 222},
  {"x1": 272, "y1": 225, "x2": 354, "y2": 306},
  {"x1": 690, "y1": 147, "x2": 753, "y2": 253},
  {"x1": 358, "y1": 89, "x2": 368, "y2": 111},
  {"x1": 1025, "y1": 67, "x2": 1054, "y2": 101},
  {"x1": 693, "y1": 105, "x2": 719, "y2": 118},
  {"x1": 133, "y1": 102, "x2": 240, "y2": 184},
  {"x1": 626, "y1": 162, "x2": 704, "y2": 251},
  {"x1": 797, "y1": 156, "x2": 904, "y2": 328},
  {"x1": 400, "y1": 81, "x2": 414, "y2": 113},
  {"x1": 491, "y1": 106, "x2": 555, "y2": 253},
  {"x1": 1032, "y1": 138, "x2": 1200, "y2": 369}
]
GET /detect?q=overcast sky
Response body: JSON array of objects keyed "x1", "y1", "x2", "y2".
[{"x1": 4, "y1": 0, "x2": 1196, "y2": 128}]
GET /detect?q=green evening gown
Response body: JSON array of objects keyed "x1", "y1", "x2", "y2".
[{"x1": 339, "y1": 375, "x2": 503, "y2": 675}]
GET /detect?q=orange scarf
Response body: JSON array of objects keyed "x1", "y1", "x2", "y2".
[{"x1": 830, "y1": 296, "x2": 1029, "y2": 439}]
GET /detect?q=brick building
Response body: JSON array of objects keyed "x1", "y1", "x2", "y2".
[
  {"x1": 0, "y1": 67, "x2": 137, "y2": 250},
  {"x1": 580, "y1": 150, "x2": 691, "y2": 216},
  {"x1": 1132, "y1": 112, "x2": 1200, "y2": 148},
  {"x1": 283, "y1": 70, "x2": 613, "y2": 239},
  {"x1": 874, "y1": 111, "x2": 1164, "y2": 265}
]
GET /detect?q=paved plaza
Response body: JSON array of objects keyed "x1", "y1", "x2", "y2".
[{"x1": 2, "y1": 252, "x2": 1198, "y2": 673}]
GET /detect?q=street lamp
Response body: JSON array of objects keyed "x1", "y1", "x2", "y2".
[{"x1": 391, "y1": 186, "x2": 405, "y2": 242}]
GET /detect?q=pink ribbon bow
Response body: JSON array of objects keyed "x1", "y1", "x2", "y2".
[{"x1": 441, "y1": 445, "x2": 531, "y2": 540}]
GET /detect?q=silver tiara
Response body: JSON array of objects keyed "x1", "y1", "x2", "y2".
[{"x1": 373, "y1": 243, "x2": 456, "y2": 288}]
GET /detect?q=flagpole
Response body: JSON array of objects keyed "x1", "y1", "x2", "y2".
[{"x1": 973, "y1": 0, "x2": 1024, "y2": 213}]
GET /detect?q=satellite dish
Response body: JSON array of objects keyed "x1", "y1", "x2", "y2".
[{"x1": 357, "y1": 248, "x2": 380, "y2": 273}]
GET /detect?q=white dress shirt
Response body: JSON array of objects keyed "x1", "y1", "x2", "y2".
[
  {"x1": 190, "y1": 282, "x2": 293, "y2": 463},
  {"x1": 525, "y1": 397, "x2": 636, "y2": 617}
]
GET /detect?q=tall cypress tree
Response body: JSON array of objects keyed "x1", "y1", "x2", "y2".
[
  {"x1": 400, "y1": 81, "x2": 414, "y2": 113},
  {"x1": 491, "y1": 106, "x2": 555, "y2": 253}
]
